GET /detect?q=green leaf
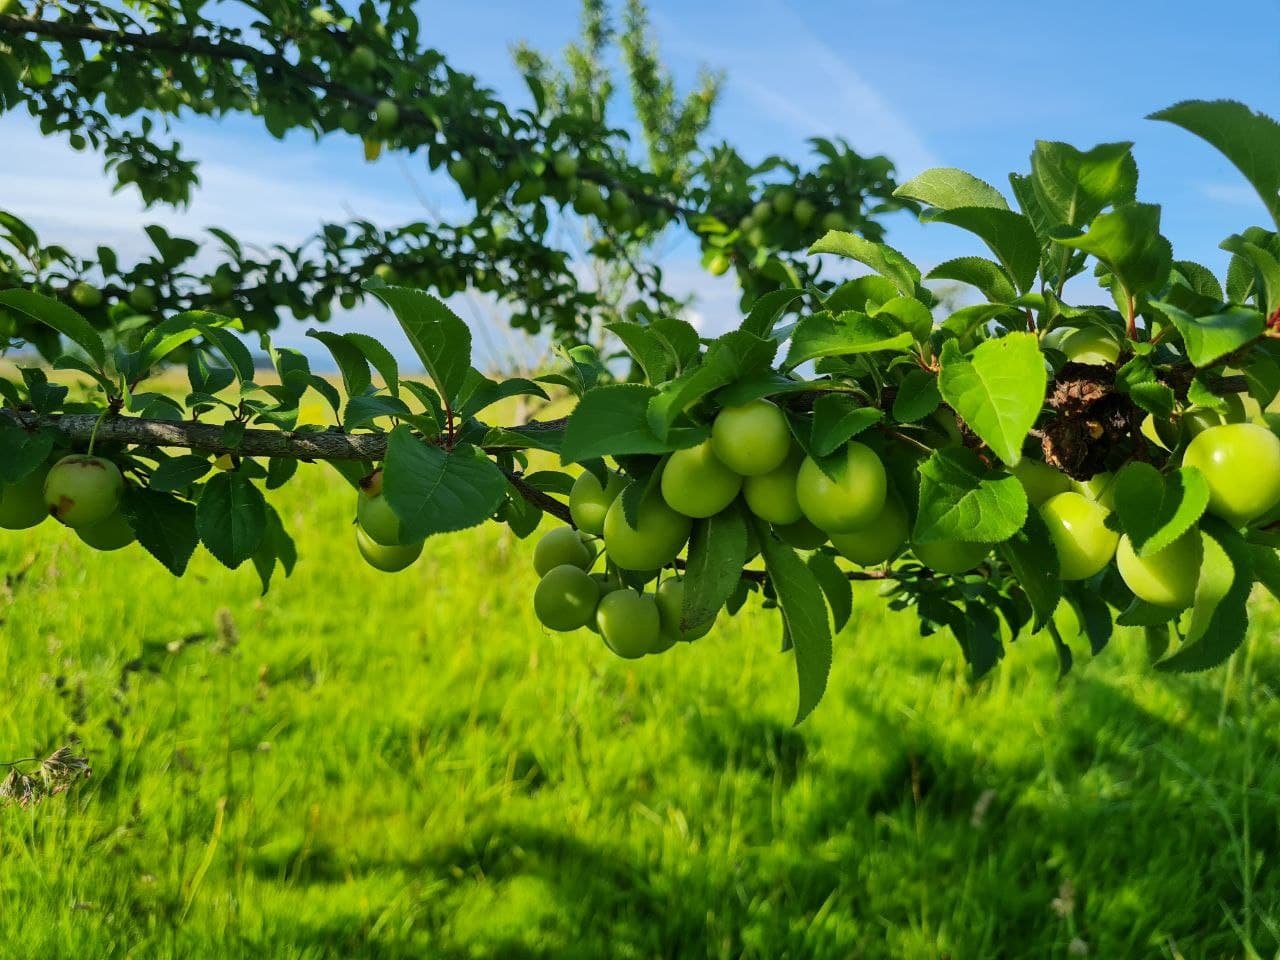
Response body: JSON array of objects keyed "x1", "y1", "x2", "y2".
[
  {"x1": 345, "y1": 332, "x2": 400, "y2": 396},
  {"x1": 997, "y1": 507, "x2": 1062, "y2": 631},
  {"x1": 1150, "y1": 99, "x2": 1280, "y2": 230},
  {"x1": 198, "y1": 324, "x2": 255, "y2": 383},
  {"x1": 808, "y1": 395, "x2": 883, "y2": 457},
  {"x1": 646, "y1": 331, "x2": 776, "y2": 439},
  {"x1": 1127, "y1": 381, "x2": 1176, "y2": 419},
  {"x1": 134, "y1": 312, "x2": 213, "y2": 373},
  {"x1": 784, "y1": 310, "x2": 913, "y2": 368},
  {"x1": 1157, "y1": 520, "x2": 1251, "y2": 673},
  {"x1": 149, "y1": 454, "x2": 213, "y2": 493},
  {"x1": 924, "y1": 208, "x2": 1040, "y2": 293},
  {"x1": 342, "y1": 394, "x2": 413, "y2": 431},
  {"x1": 892, "y1": 369, "x2": 941, "y2": 423},
  {"x1": 870, "y1": 296, "x2": 934, "y2": 342},
  {"x1": 0, "y1": 424, "x2": 55, "y2": 483},
  {"x1": 1150, "y1": 301, "x2": 1265, "y2": 368},
  {"x1": 121, "y1": 487, "x2": 199, "y2": 577},
  {"x1": 1219, "y1": 237, "x2": 1280, "y2": 317},
  {"x1": 926, "y1": 256, "x2": 1017, "y2": 303},
  {"x1": 825, "y1": 275, "x2": 902, "y2": 314},
  {"x1": 1051, "y1": 203, "x2": 1172, "y2": 302},
  {"x1": 382, "y1": 427, "x2": 506, "y2": 540},
  {"x1": 605, "y1": 322, "x2": 675, "y2": 384},
  {"x1": 0, "y1": 289, "x2": 106, "y2": 368},
  {"x1": 741, "y1": 288, "x2": 804, "y2": 339},
  {"x1": 306, "y1": 330, "x2": 372, "y2": 399},
  {"x1": 1029, "y1": 140, "x2": 1137, "y2": 229},
  {"x1": 937, "y1": 333, "x2": 1046, "y2": 466},
  {"x1": 808, "y1": 231, "x2": 920, "y2": 298},
  {"x1": 1063, "y1": 584, "x2": 1113, "y2": 655},
  {"x1": 1113, "y1": 463, "x2": 1209, "y2": 558},
  {"x1": 807, "y1": 551, "x2": 853, "y2": 633},
  {"x1": 197, "y1": 473, "x2": 267, "y2": 569},
  {"x1": 914, "y1": 447, "x2": 1028, "y2": 544},
  {"x1": 563, "y1": 384, "x2": 702, "y2": 463},
  {"x1": 758, "y1": 527, "x2": 833, "y2": 724},
  {"x1": 894, "y1": 168, "x2": 1009, "y2": 210},
  {"x1": 681, "y1": 506, "x2": 748, "y2": 632},
  {"x1": 251, "y1": 504, "x2": 296, "y2": 595},
  {"x1": 1249, "y1": 543, "x2": 1280, "y2": 601},
  {"x1": 367, "y1": 285, "x2": 471, "y2": 405},
  {"x1": 457, "y1": 373, "x2": 549, "y2": 419}
]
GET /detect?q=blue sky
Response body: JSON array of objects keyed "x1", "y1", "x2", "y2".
[{"x1": 4, "y1": 0, "x2": 1279, "y2": 369}]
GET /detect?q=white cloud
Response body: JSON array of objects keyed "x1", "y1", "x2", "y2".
[{"x1": 1200, "y1": 181, "x2": 1267, "y2": 209}]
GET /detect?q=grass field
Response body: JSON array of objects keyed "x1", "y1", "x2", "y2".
[{"x1": 2, "y1": 456, "x2": 1279, "y2": 959}]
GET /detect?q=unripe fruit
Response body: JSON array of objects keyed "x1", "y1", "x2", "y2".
[
  {"x1": 356, "y1": 483, "x2": 405, "y2": 547},
  {"x1": 655, "y1": 576, "x2": 713, "y2": 646},
  {"x1": 0, "y1": 466, "x2": 51, "y2": 530},
  {"x1": 911, "y1": 538, "x2": 990, "y2": 575},
  {"x1": 752, "y1": 200, "x2": 772, "y2": 223},
  {"x1": 1116, "y1": 529, "x2": 1203, "y2": 609},
  {"x1": 1183, "y1": 422, "x2": 1280, "y2": 527},
  {"x1": 356, "y1": 527, "x2": 422, "y2": 572},
  {"x1": 70, "y1": 282, "x2": 101, "y2": 308},
  {"x1": 596, "y1": 588, "x2": 661, "y2": 659},
  {"x1": 774, "y1": 517, "x2": 829, "y2": 550},
  {"x1": 829, "y1": 494, "x2": 909, "y2": 566},
  {"x1": 707, "y1": 252, "x2": 731, "y2": 276},
  {"x1": 820, "y1": 210, "x2": 847, "y2": 232},
  {"x1": 76, "y1": 510, "x2": 135, "y2": 552},
  {"x1": 710, "y1": 400, "x2": 791, "y2": 477},
  {"x1": 570, "y1": 470, "x2": 625, "y2": 535},
  {"x1": 602, "y1": 494, "x2": 691, "y2": 571},
  {"x1": 1073, "y1": 471, "x2": 1118, "y2": 512},
  {"x1": 209, "y1": 272, "x2": 235, "y2": 298},
  {"x1": 534, "y1": 564, "x2": 601, "y2": 632},
  {"x1": 660, "y1": 440, "x2": 742, "y2": 518},
  {"x1": 350, "y1": 44, "x2": 378, "y2": 73},
  {"x1": 796, "y1": 442, "x2": 887, "y2": 533},
  {"x1": 309, "y1": 7, "x2": 335, "y2": 25},
  {"x1": 373, "y1": 263, "x2": 397, "y2": 283},
  {"x1": 43, "y1": 455, "x2": 124, "y2": 528},
  {"x1": 128, "y1": 287, "x2": 157, "y2": 312},
  {"x1": 1010, "y1": 459, "x2": 1071, "y2": 507},
  {"x1": 552, "y1": 151, "x2": 578, "y2": 179},
  {"x1": 373, "y1": 99, "x2": 399, "y2": 131},
  {"x1": 1061, "y1": 326, "x2": 1121, "y2": 366},
  {"x1": 1040, "y1": 491, "x2": 1119, "y2": 581},
  {"x1": 772, "y1": 189, "x2": 795, "y2": 215},
  {"x1": 792, "y1": 198, "x2": 816, "y2": 227},
  {"x1": 533, "y1": 525, "x2": 594, "y2": 577},
  {"x1": 1182, "y1": 407, "x2": 1223, "y2": 438},
  {"x1": 742, "y1": 450, "x2": 804, "y2": 525}
]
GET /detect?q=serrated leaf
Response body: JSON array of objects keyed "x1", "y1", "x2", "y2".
[
  {"x1": 0, "y1": 424, "x2": 55, "y2": 483},
  {"x1": 0, "y1": 289, "x2": 106, "y2": 368},
  {"x1": 343, "y1": 394, "x2": 413, "y2": 431},
  {"x1": 121, "y1": 487, "x2": 198, "y2": 577},
  {"x1": 605, "y1": 322, "x2": 674, "y2": 384},
  {"x1": 1150, "y1": 99, "x2": 1280, "y2": 230},
  {"x1": 914, "y1": 447, "x2": 1028, "y2": 544},
  {"x1": 997, "y1": 507, "x2": 1061, "y2": 631},
  {"x1": 926, "y1": 256, "x2": 1017, "y2": 303},
  {"x1": 306, "y1": 330, "x2": 372, "y2": 399},
  {"x1": 1030, "y1": 140, "x2": 1137, "y2": 229},
  {"x1": 1150, "y1": 300, "x2": 1265, "y2": 368},
  {"x1": 924, "y1": 207, "x2": 1040, "y2": 293},
  {"x1": 1052, "y1": 203, "x2": 1172, "y2": 302},
  {"x1": 562, "y1": 384, "x2": 704, "y2": 463},
  {"x1": 894, "y1": 167, "x2": 1010, "y2": 211},
  {"x1": 1063, "y1": 584, "x2": 1113, "y2": 655},
  {"x1": 1157, "y1": 520, "x2": 1251, "y2": 673},
  {"x1": 1127, "y1": 381, "x2": 1176, "y2": 419},
  {"x1": 149, "y1": 454, "x2": 212, "y2": 492},
  {"x1": 382, "y1": 427, "x2": 506, "y2": 540},
  {"x1": 892, "y1": 369, "x2": 941, "y2": 422},
  {"x1": 741, "y1": 288, "x2": 804, "y2": 339},
  {"x1": 784, "y1": 310, "x2": 913, "y2": 368},
  {"x1": 937, "y1": 333, "x2": 1046, "y2": 466},
  {"x1": 758, "y1": 526, "x2": 833, "y2": 724},
  {"x1": 870, "y1": 296, "x2": 934, "y2": 342},
  {"x1": 807, "y1": 551, "x2": 853, "y2": 633},
  {"x1": 682, "y1": 506, "x2": 748, "y2": 632},
  {"x1": 344, "y1": 332, "x2": 400, "y2": 396},
  {"x1": 197, "y1": 473, "x2": 267, "y2": 569},
  {"x1": 367, "y1": 285, "x2": 471, "y2": 405},
  {"x1": 1113, "y1": 463, "x2": 1209, "y2": 557},
  {"x1": 646, "y1": 331, "x2": 776, "y2": 439},
  {"x1": 808, "y1": 395, "x2": 883, "y2": 457},
  {"x1": 808, "y1": 231, "x2": 920, "y2": 298}
]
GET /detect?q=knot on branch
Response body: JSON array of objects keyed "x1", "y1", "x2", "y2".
[{"x1": 1040, "y1": 362, "x2": 1138, "y2": 480}]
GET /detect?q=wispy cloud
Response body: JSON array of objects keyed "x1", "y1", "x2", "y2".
[{"x1": 1199, "y1": 181, "x2": 1266, "y2": 210}]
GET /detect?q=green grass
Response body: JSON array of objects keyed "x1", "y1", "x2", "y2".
[{"x1": 2, "y1": 463, "x2": 1279, "y2": 959}]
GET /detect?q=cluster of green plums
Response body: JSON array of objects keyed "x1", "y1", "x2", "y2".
[
  {"x1": 0, "y1": 453, "x2": 135, "y2": 550},
  {"x1": 1024, "y1": 418, "x2": 1280, "y2": 609},
  {"x1": 351, "y1": 470, "x2": 426, "y2": 572}
]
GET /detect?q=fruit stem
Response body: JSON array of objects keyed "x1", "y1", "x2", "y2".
[{"x1": 86, "y1": 407, "x2": 110, "y2": 457}]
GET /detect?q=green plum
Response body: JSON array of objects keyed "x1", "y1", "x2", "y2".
[
  {"x1": 534, "y1": 564, "x2": 601, "y2": 632},
  {"x1": 70, "y1": 282, "x2": 101, "y2": 308},
  {"x1": 569, "y1": 469, "x2": 625, "y2": 535},
  {"x1": 742, "y1": 449, "x2": 804, "y2": 525},
  {"x1": 602, "y1": 493, "x2": 691, "y2": 571},
  {"x1": 596, "y1": 589, "x2": 661, "y2": 659},
  {"x1": 1116, "y1": 530, "x2": 1202, "y2": 609},
  {"x1": 356, "y1": 528, "x2": 422, "y2": 572},
  {"x1": 1062, "y1": 326, "x2": 1121, "y2": 365},
  {"x1": 127, "y1": 287, "x2": 157, "y2": 312},
  {"x1": 1011, "y1": 459, "x2": 1071, "y2": 507},
  {"x1": 911, "y1": 539, "x2": 990, "y2": 575},
  {"x1": 829, "y1": 494, "x2": 909, "y2": 566},
  {"x1": 43, "y1": 455, "x2": 124, "y2": 528},
  {"x1": 373, "y1": 98, "x2": 399, "y2": 130},
  {"x1": 1040, "y1": 491, "x2": 1119, "y2": 580},
  {"x1": 1183, "y1": 422, "x2": 1280, "y2": 527},
  {"x1": 356, "y1": 483, "x2": 406, "y2": 546},
  {"x1": 533, "y1": 525, "x2": 594, "y2": 577},
  {"x1": 774, "y1": 517, "x2": 829, "y2": 550},
  {"x1": 710, "y1": 400, "x2": 791, "y2": 477},
  {"x1": 660, "y1": 440, "x2": 742, "y2": 518},
  {"x1": 655, "y1": 576, "x2": 713, "y2": 646},
  {"x1": 796, "y1": 442, "x2": 886, "y2": 533},
  {"x1": 0, "y1": 466, "x2": 51, "y2": 530},
  {"x1": 75, "y1": 510, "x2": 136, "y2": 551},
  {"x1": 1072, "y1": 471, "x2": 1118, "y2": 512}
]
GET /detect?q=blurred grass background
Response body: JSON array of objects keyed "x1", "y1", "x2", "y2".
[{"x1": 1, "y1": 384, "x2": 1279, "y2": 958}]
